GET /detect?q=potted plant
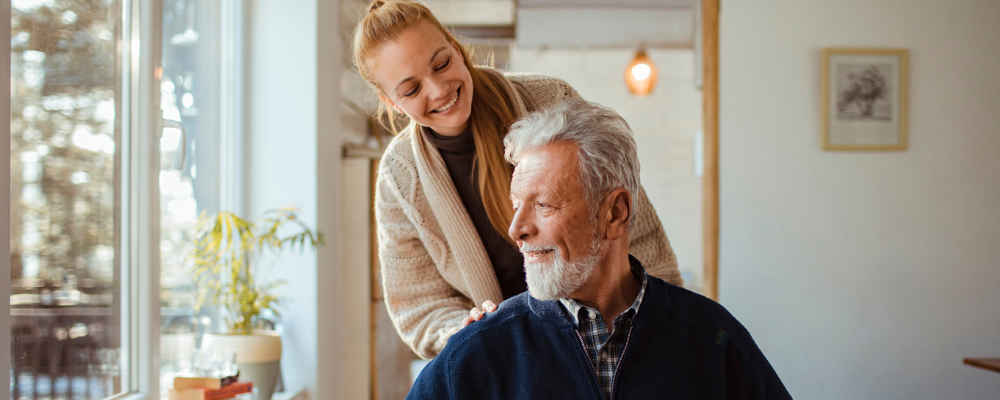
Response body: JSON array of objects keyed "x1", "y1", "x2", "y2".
[{"x1": 190, "y1": 206, "x2": 324, "y2": 400}]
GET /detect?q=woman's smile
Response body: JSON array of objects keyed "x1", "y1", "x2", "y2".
[{"x1": 430, "y1": 87, "x2": 460, "y2": 114}]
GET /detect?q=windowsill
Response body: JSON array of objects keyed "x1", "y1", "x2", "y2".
[
  {"x1": 157, "y1": 389, "x2": 305, "y2": 400},
  {"x1": 272, "y1": 389, "x2": 307, "y2": 400}
]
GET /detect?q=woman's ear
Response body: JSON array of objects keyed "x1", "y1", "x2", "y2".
[{"x1": 377, "y1": 93, "x2": 403, "y2": 115}]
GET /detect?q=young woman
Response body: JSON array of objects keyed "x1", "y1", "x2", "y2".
[{"x1": 353, "y1": 0, "x2": 683, "y2": 359}]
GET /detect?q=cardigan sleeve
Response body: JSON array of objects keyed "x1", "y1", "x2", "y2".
[
  {"x1": 629, "y1": 185, "x2": 684, "y2": 286},
  {"x1": 375, "y1": 152, "x2": 474, "y2": 359}
]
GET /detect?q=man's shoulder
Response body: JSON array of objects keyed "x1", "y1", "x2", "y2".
[
  {"x1": 409, "y1": 293, "x2": 596, "y2": 399},
  {"x1": 645, "y1": 276, "x2": 746, "y2": 333},
  {"x1": 646, "y1": 276, "x2": 774, "y2": 369},
  {"x1": 622, "y1": 278, "x2": 789, "y2": 399},
  {"x1": 444, "y1": 293, "x2": 535, "y2": 349}
]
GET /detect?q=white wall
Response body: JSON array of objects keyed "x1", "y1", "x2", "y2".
[
  {"x1": 247, "y1": 0, "x2": 316, "y2": 394},
  {"x1": 719, "y1": 0, "x2": 1000, "y2": 398},
  {"x1": 511, "y1": 48, "x2": 705, "y2": 289}
]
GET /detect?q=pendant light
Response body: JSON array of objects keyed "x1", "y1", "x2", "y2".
[{"x1": 625, "y1": 49, "x2": 657, "y2": 97}]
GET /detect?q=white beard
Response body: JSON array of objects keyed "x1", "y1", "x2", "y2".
[{"x1": 522, "y1": 241, "x2": 602, "y2": 301}]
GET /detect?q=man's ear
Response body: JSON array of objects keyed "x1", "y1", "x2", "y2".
[{"x1": 603, "y1": 188, "x2": 632, "y2": 240}]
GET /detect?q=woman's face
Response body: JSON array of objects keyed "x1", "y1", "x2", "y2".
[{"x1": 369, "y1": 21, "x2": 474, "y2": 136}]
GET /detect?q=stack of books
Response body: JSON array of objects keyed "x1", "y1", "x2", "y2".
[{"x1": 168, "y1": 374, "x2": 253, "y2": 400}]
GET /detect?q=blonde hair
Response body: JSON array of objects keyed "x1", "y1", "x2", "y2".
[{"x1": 353, "y1": 0, "x2": 517, "y2": 245}]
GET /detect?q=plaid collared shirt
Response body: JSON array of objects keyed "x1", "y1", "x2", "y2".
[{"x1": 560, "y1": 266, "x2": 647, "y2": 400}]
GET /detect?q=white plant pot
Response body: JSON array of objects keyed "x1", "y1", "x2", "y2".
[{"x1": 203, "y1": 330, "x2": 282, "y2": 400}]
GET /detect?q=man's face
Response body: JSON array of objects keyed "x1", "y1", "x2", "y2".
[{"x1": 509, "y1": 142, "x2": 603, "y2": 300}]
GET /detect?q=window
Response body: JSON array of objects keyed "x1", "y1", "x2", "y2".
[
  {"x1": 10, "y1": 0, "x2": 126, "y2": 398},
  {"x1": 9, "y1": 0, "x2": 244, "y2": 399}
]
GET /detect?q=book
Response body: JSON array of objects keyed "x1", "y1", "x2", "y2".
[
  {"x1": 167, "y1": 381, "x2": 253, "y2": 400},
  {"x1": 173, "y1": 373, "x2": 240, "y2": 390}
]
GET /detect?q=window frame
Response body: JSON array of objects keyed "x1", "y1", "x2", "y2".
[
  {"x1": 2, "y1": 0, "x2": 12, "y2": 392},
  {"x1": 120, "y1": 0, "x2": 163, "y2": 397},
  {"x1": 220, "y1": 0, "x2": 246, "y2": 217}
]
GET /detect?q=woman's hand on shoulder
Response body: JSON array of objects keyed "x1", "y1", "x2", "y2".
[{"x1": 461, "y1": 300, "x2": 498, "y2": 327}]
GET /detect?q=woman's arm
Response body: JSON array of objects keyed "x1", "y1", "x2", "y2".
[
  {"x1": 629, "y1": 185, "x2": 684, "y2": 286},
  {"x1": 376, "y1": 156, "x2": 474, "y2": 359}
]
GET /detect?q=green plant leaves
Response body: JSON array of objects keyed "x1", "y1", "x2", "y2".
[{"x1": 189, "y1": 207, "x2": 323, "y2": 335}]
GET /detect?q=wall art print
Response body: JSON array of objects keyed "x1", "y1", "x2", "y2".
[{"x1": 822, "y1": 48, "x2": 909, "y2": 151}]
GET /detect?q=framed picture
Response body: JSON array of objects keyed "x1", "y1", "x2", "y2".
[{"x1": 822, "y1": 48, "x2": 909, "y2": 151}]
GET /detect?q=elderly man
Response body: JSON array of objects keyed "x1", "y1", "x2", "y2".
[{"x1": 406, "y1": 99, "x2": 790, "y2": 400}]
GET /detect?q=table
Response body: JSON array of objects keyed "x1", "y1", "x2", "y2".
[{"x1": 963, "y1": 358, "x2": 1000, "y2": 374}]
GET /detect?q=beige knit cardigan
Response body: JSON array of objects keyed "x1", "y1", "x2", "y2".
[{"x1": 375, "y1": 68, "x2": 682, "y2": 359}]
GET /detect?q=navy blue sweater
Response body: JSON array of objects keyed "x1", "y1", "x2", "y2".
[{"x1": 407, "y1": 262, "x2": 791, "y2": 400}]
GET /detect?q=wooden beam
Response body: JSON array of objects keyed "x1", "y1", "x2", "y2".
[{"x1": 701, "y1": 0, "x2": 720, "y2": 301}]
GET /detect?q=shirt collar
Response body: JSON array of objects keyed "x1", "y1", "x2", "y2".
[{"x1": 558, "y1": 258, "x2": 648, "y2": 327}]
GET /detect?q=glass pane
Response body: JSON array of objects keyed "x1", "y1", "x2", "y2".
[
  {"x1": 10, "y1": 0, "x2": 124, "y2": 399},
  {"x1": 158, "y1": 0, "x2": 225, "y2": 393}
]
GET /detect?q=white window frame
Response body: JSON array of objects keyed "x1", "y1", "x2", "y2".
[
  {"x1": 220, "y1": 0, "x2": 246, "y2": 216},
  {"x1": 2, "y1": 0, "x2": 12, "y2": 391},
  {"x1": 121, "y1": 0, "x2": 163, "y2": 397}
]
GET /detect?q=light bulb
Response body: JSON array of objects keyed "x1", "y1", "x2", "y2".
[
  {"x1": 631, "y1": 64, "x2": 651, "y2": 81},
  {"x1": 625, "y1": 49, "x2": 658, "y2": 96}
]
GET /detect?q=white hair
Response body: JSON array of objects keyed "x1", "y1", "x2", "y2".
[{"x1": 504, "y1": 99, "x2": 641, "y2": 227}]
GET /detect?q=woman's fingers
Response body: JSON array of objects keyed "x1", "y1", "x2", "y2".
[{"x1": 463, "y1": 301, "x2": 499, "y2": 328}]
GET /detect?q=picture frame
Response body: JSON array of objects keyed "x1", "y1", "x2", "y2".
[{"x1": 822, "y1": 48, "x2": 909, "y2": 151}]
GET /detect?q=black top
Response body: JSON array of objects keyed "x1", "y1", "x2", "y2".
[{"x1": 422, "y1": 126, "x2": 527, "y2": 299}]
